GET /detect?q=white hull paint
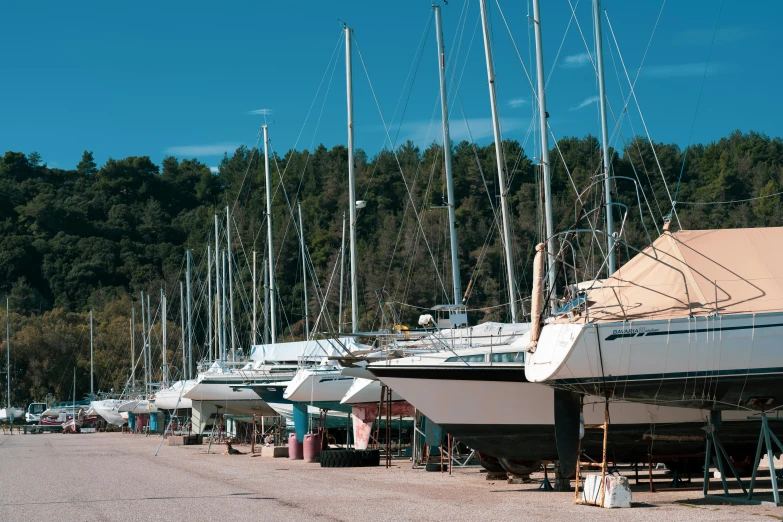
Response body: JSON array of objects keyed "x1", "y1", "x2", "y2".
[
  {"x1": 153, "y1": 380, "x2": 195, "y2": 410},
  {"x1": 340, "y1": 378, "x2": 405, "y2": 405},
  {"x1": 0, "y1": 407, "x2": 25, "y2": 423},
  {"x1": 375, "y1": 373, "x2": 751, "y2": 427},
  {"x1": 283, "y1": 368, "x2": 355, "y2": 403},
  {"x1": 525, "y1": 313, "x2": 783, "y2": 408},
  {"x1": 88, "y1": 400, "x2": 130, "y2": 426}
]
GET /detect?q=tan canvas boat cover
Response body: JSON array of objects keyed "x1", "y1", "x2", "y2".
[{"x1": 578, "y1": 227, "x2": 783, "y2": 322}]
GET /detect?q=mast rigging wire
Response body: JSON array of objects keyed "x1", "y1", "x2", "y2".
[{"x1": 671, "y1": 0, "x2": 725, "y2": 215}]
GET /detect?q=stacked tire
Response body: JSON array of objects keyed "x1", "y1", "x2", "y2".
[
  {"x1": 478, "y1": 452, "x2": 506, "y2": 473},
  {"x1": 320, "y1": 449, "x2": 381, "y2": 468}
]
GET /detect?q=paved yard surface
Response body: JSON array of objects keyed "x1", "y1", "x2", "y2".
[{"x1": 0, "y1": 432, "x2": 781, "y2": 521}]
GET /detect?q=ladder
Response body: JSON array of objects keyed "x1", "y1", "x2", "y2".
[{"x1": 574, "y1": 399, "x2": 609, "y2": 507}]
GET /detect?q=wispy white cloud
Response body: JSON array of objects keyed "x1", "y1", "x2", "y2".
[
  {"x1": 209, "y1": 166, "x2": 219, "y2": 174},
  {"x1": 391, "y1": 117, "x2": 527, "y2": 145},
  {"x1": 508, "y1": 98, "x2": 527, "y2": 109},
  {"x1": 642, "y1": 62, "x2": 724, "y2": 78},
  {"x1": 165, "y1": 143, "x2": 241, "y2": 156},
  {"x1": 570, "y1": 96, "x2": 599, "y2": 111},
  {"x1": 561, "y1": 52, "x2": 591, "y2": 68},
  {"x1": 248, "y1": 108, "x2": 274, "y2": 115}
]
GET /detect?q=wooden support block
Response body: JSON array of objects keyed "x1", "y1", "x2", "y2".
[
  {"x1": 261, "y1": 445, "x2": 289, "y2": 458},
  {"x1": 507, "y1": 472, "x2": 532, "y2": 484},
  {"x1": 168, "y1": 435, "x2": 186, "y2": 446}
]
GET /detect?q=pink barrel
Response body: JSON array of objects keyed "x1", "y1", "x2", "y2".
[
  {"x1": 303, "y1": 433, "x2": 322, "y2": 463},
  {"x1": 288, "y1": 433, "x2": 303, "y2": 460}
]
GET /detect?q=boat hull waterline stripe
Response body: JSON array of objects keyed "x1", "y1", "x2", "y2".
[{"x1": 603, "y1": 321, "x2": 783, "y2": 341}]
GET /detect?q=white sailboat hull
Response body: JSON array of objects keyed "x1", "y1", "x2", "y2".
[
  {"x1": 369, "y1": 364, "x2": 771, "y2": 462},
  {"x1": 340, "y1": 378, "x2": 405, "y2": 405},
  {"x1": 88, "y1": 400, "x2": 130, "y2": 426},
  {"x1": 0, "y1": 407, "x2": 25, "y2": 423},
  {"x1": 525, "y1": 313, "x2": 783, "y2": 409},
  {"x1": 153, "y1": 380, "x2": 195, "y2": 410},
  {"x1": 283, "y1": 369, "x2": 355, "y2": 403}
]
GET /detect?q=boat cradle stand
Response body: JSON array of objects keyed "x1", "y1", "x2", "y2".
[
  {"x1": 703, "y1": 410, "x2": 783, "y2": 506},
  {"x1": 639, "y1": 434, "x2": 704, "y2": 492}
]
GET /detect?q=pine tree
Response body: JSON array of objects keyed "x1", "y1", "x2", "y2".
[{"x1": 77, "y1": 150, "x2": 97, "y2": 176}]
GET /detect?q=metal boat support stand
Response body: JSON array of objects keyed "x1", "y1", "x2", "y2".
[
  {"x1": 748, "y1": 412, "x2": 783, "y2": 505},
  {"x1": 641, "y1": 434, "x2": 705, "y2": 492},
  {"x1": 703, "y1": 410, "x2": 783, "y2": 506},
  {"x1": 702, "y1": 410, "x2": 748, "y2": 499},
  {"x1": 701, "y1": 410, "x2": 782, "y2": 506},
  {"x1": 538, "y1": 461, "x2": 554, "y2": 491}
]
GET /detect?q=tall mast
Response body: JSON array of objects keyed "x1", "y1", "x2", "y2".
[
  {"x1": 130, "y1": 307, "x2": 135, "y2": 390},
  {"x1": 298, "y1": 203, "x2": 310, "y2": 340},
  {"x1": 140, "y1": 292, "x2": 148, "y2": 397},
  {"x1": 593, "y1": 0, "x2": 616, "y2": 274},
  {"x1": 186, "y1": 250, "x2": 192, "y2": 379},
  {"x1": 161, "y1": 288, "x2": 167, "y2": 387},
  {"x1": 226, "y1": 206, "x2": 236, "y2": 362},
  {"x1": 338, "y1": 212, "x2": 346, "y2": 334},
  {"x1": 263, "y1": 258, "x2": 270, "y2": 344},
  {"x1": 214, "y1": 214, "x2": 221, "y2": 356},
  {"x1": 345, "y1": 24, "x2": 359, "y2": 333},
  {"x1": 434, "y1": 5, "x2": 462, "y2": 309},
  {"x1": 478, "y1": 0, "x2": 518, "y2": 323},
  {"x1": 252, "y1": 250, "x2": 257, "y2": 345},
  {"x1": 180, "y1": 282, "x2": 186, "y2": 381},
  {"x1": 146, "y1": 293, "x2": 151, "y2": 395},
  {"x1": 207, "y1": 244, "x2": 213, "y2": 361},
  {"x1": 89, "y1": 309, "x2": 94, "y2": 398},
  {"x1": 6, "y1": 297, "x2": 10, "y2": 409},
  {"x1": 221, "y1": 250, "x2": 227, "y2": 360},
  {"x1": 532, "y1": 0, "x2": 556, "y2": 310},
  {"x1": 263, "y1": 124, "x2": 277, "y2": 343}
]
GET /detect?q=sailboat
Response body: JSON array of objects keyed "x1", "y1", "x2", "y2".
[
  {"x1": 0, "y1": 298, "x2": 24, "y2": 424},
  {"x1": 62, "y1": 368, "x2": 87, "y2": 433},
  {"x1": 525, "y1": 226, "x2": 783, "y2": 410},
  {"x1": 368, "y1": 331, "x2": 780, "y2": 465},
  {"x1": 331, "y1": 4, "x2": 536, "y2": 451}
]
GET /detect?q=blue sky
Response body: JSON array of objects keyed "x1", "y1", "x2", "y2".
[{"x1": 1, "y1": 0, "x2": 779, "y2": 172}]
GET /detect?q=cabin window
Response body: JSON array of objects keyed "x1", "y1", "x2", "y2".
[
  {"x1": 490, "y1": 352, "x2": 523, "y2": 363},
  {"x1": 444, "y1": 354, "x2": 485, "y2": 363}
]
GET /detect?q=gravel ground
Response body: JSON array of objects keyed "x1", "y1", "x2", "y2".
[{"x1": 0, "y1": 432, "x2": 781, "y2": 521}]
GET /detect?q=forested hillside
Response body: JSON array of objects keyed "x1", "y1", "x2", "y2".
[{"x1": 2, "y1": 130, "x2": 782, "y2": 405}]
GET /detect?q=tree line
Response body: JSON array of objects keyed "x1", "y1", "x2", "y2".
[{"x1": 1, "y1": 129, "x2": 782, "y2": 404}]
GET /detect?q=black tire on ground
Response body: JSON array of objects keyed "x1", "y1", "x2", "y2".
[
  {"x1": 498, "y1": 458, "x2": 542, "y2": 476},
  {"x1": 425, "y1": 461, "x2": 448, "y2": 472},
  {"x1": 360, "y1": 449, "x2": 381, "y2": 467},
  {"x1": 320, "y1": 449, "x2": 380, "y2": 468},
  {"x1": 662, "y1": 457, "x2": 703, "y2": 475},
  {"x1": 478, "y1": 452, "x2": 506, "y2": 473}
]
